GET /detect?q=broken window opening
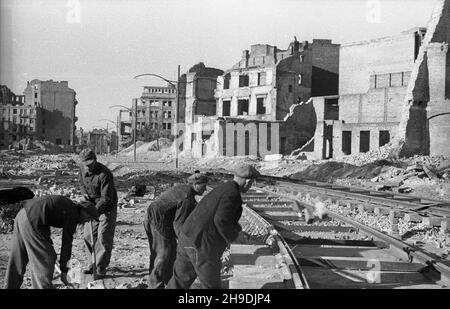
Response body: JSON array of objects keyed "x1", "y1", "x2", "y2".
[
  {"x1": 359, "y1": 131, "x2": 370, "y2": 153},
  {"x1": 379, "y1": 130, "x2": 390, "y2": 147},
  {"x1": 324, "y1": 98, "x2": 339, "y2": 120},
  {"x1": 342, "y1": 131, "x2": 352, "y2": 155},
  {"x1": 224, "y1": 74, "x2": 231, "y2": 90},
  {"x1": 222, "y1": 100, "x2": 231, "y2": 116},
  {"x1": 257, "y1": 72, "x2": 266, "y2": 86},
  {"x1": 239, "y1": 75, "x2": 249, "y2": 87},
  {"x1": 256, "y1": 98, "x2": 266, "y2": 115},
  {"x1": 237, "y1": 99, "x2": 249, "y2": 115}
]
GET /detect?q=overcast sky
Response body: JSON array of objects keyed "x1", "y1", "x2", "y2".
[{"x1": 0, "y1": 0, "x2": 440, "y2": 131}]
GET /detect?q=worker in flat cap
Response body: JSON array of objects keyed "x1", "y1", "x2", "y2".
[
  {"x1": 4, "y1": 195, "x2": 99, "y2": 289},
  {"x1": 167, "y1": 164, "x2": 260, "y2": 289},
  {"x1": 143, "y1": 172, "x2": 209, "y2": 289},
  {"x1": 78, "y1": 148, "x2": 118, "y2": 279}
]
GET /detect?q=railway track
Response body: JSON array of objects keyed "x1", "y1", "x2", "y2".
[
  {"x1": 240, "y1": 187, "x2": 450, "y2": 289},
  {"x1": 192, "y1": 169, "x2": 450, "y2": 289}
]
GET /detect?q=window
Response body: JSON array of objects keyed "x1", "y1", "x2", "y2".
[
  {"x1": 237, "y1": 99, "x2": 249, "y2": 115},
  {"x1": 42, "y1": 128, "x2": 46, "y2": 134},
  {"x1": 379, "y1": 131, "x2": 390, "y2": 147},
  {"x1": 342, "y1": 131, "x2": 352, "y2": 155},
  {"x1": 359, "y1": 131, "x2": 370, "y2": 153},
  {"x1": 167, "y1": 101, "x2": 172, "y2": 107},
  {"x1": 13, "y1": 109, "x2": 17, "y2": 114},
  {"x1": 167, "y1": 123, "x2": 171, "y2": 130},
  {"x1": 42, "y1": 119, "x2": 46, "y2": 125},
  {"x1": 299, "y1": 55, "x2": 304, "y2": 63},
  {"x1": 298, "y1": 74, "x2": 303, "y2": 85},
  {"x1": 223, "y1": 74, "x2": 231, "y2": 89},
  {"x1": 324, "y1": 98, "x2": 339, "y2": 120},
  {"x1": 56, "y1": 138, "x2": 62, "y2": 145},
  {"x1": 222, "y1": 100, "x2": 231, "y2": 116},
  {"x1": 34, "y1": 93, "x2": 38, "y2": 98},
  {"x1": 257, "y1": 72, "x2": 266, "y2": 86},
  {"x1": 239, "y1": 75, "x2": 249, "y2": 87},
  {"x1": 256, "y1": 98, "x2": 266, "y2": 115},
  {"x1": 288, "y1": 85, "x2": 293, "y2": 93},
  {"x1": 167, "y1": 111, "x2": 172, "y2": 118}
]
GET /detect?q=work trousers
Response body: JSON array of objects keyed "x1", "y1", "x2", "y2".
[
  {"x1": 166, "y1": 233, "x2": 222, "y2": 289},
  {"x1": 83, "y1": 206, "x2": 117, "y2": 271},
  {"x1": 143, "y1": 216, "x2": 177, "y2": 289},
  {"x1": 4, "y1": 208, "x2": 57, "y2": 289}
]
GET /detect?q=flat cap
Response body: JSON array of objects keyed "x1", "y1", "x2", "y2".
[
  {"x1": 234, "y1": 164, "x2": 261, "y2": 179},
  {"x1": 79, "y1": 148, "x2": 97, "y2": 165},
  {"x1": 187, "y1": 173, "x2": 208, "y2": 185},
  {"x1": 78, "y1": 200, "x2": 99, "y2": 220}
]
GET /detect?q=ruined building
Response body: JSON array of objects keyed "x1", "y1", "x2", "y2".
[
  {"x1": 186, "y1": 38, "x2": 339, "y2": 158},
  {"x1": 118, "y1": 85, "x2": 176, "y2": 149},
  {"x1": 399, "y1": 0, "x2": 450, "y2": 158},
  {"x1": 0, "y1": 85, "x2": 33, "y2": 148},
  {"x1": 308, "y1": 0, "x2": 449, "y2": 160},
  {"x1": 179, "y1": 63, "x2": 224, "y2": 154},
  {"x1": 23, "y1": 79, "x2": 78, "y2": 146},
  {"x1": 309, "y1": 28, "x2": 426, "y2": 159}
]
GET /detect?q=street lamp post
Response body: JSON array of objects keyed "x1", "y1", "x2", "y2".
[
  {"x1": 110, "y1": 104, "x2": 137, "y2": 162},
  {"x1": 134, "y1": 68, "x2": 181, "y2": 170}
]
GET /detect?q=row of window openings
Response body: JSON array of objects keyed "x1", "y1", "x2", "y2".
[
  {"x1": 222, "y1": 98, "x2": 266, "y2": 116},
  {"x1": 131, "y1": 111, "x2": 172, "y2": 118},
  {"x1": 372, "y1": 72, "x2": 409, "y2": 89},
  {"x1": 0, "y1": 109, "x2": 35, "y2": 116},
  {"x1": 146, "y1": 100, "x2": 172, "y2": 107},
  {"x1": 145, "y1": 88, "x2": 176, "y2": 94},
  {"x1": 341, "y1": 130, "x2": 390, "y2": 155},
  {"x1": 136, "y1": 123, "x2": 172, "y2": 130},
  {"x1": 223, "y1": 73, "x2": 302, "y2": 89},
  {"x1": 2, "y1": 117, "x2": 35, "y2": 125}
]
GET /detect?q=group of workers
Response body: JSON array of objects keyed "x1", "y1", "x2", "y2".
[{"x1": 3, "y1": 148, "x2": 260, "y2": 289}]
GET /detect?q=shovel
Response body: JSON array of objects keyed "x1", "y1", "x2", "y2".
[{"x1": 89, "y1": 220, "x2": 98, "y2": 280}]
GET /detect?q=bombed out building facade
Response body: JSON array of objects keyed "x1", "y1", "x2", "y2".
[
  {"x1": 184, "y1": 38, "x2": 340, "y2": 158},
  {"x1": 0, "y1": 80, "x2": 78, "y2": 149}
]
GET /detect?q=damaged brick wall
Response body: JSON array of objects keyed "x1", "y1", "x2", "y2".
[{"x1": 398, "y1": 0, "x2": 450, "y2": 157}]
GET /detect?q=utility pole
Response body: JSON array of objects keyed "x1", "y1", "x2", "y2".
[{"x1": 175, "y1": 65, "x2": 180, "y2": 170}]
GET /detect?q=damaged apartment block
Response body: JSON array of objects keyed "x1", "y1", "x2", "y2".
[
  {"x1": 0, "y1": 80, "x2": 78, "y2": 150},
  {"x1": 306, "y1": 0, "x2": 450, "y2": 160},
  {"x1": 185, "y1": 37, "x2": 340, "y2": 158}
]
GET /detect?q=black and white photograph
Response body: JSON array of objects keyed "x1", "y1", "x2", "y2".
[{"x1": 0, "y1": 0, "x2": 449, "y2": 294}]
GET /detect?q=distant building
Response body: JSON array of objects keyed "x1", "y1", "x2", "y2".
[
  {"x1": 180, "y1": 62, "x2": 224, "y2": 153},
  {"x1": 184, "y1": 37, "x2": 339, "y2": 158},
  {"x1": 119, "y1": 84, "x2": 176, "y2": 149},
  {"x1": 88, "y1": 128, "x2": 117, "y2": 155},
  {"x1": 0, "y1": 85, "x2": 39, "y2": 148},
  {"x1": 23, "y1": 79, "x2": 78, "y2": 146}
]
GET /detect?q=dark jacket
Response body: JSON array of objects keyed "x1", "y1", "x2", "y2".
[
  {"x1": 147, "y1": 184, "x2": 197, "y2": 239},
  {"x1": 78, "y1": 162, "x2": 118, "y2": 214},
  {"x1": 22, "y1": 195, "x2": 79, "y2": 273},
  {"x1": 181, "y1": 181, "x2": 243, "y2": 259}
]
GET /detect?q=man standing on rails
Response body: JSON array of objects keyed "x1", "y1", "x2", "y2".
[
  {"x1": 166, "y1": 164, "x2": 260, "y2": 289},
  {"x1": 4, "y1": 195, "x2": 99, "y2": 289},
  {"x1": 78, "y1": 148, "x2": 118, "y2": 279},
  {"x1": 144, "y1": 172, "x2": 208, "y2": 289}
]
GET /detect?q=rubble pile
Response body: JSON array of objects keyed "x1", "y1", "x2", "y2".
[{"x1": 0, "y1": 202, "x2": 22, "y2": 233}]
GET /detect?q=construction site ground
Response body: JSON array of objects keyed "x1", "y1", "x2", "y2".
[{"x1": 1, "y1": 146, "x2": 449, "y2": 288}]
